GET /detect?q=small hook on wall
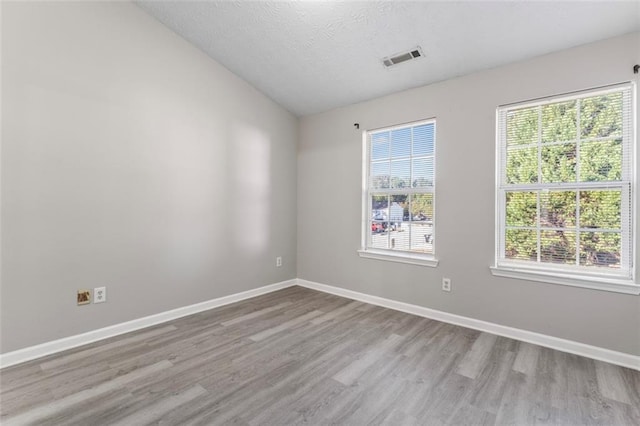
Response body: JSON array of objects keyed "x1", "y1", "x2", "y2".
[
  {"x1": 634, "y1": 64, "x2": 639, "y2": 74},
  {"x1": 354, "y1": 123, "x2": 360, "y2": 129}
]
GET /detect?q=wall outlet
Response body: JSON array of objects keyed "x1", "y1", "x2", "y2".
[
  {"x1": 77, "y1": 289, "x2": 91, "y2": 305},
  {"x1": 442, "y1": 278, "x2": 451, "y2": 292},
  {"x1": 94, "y1": 286, "x2": 107, "y2": 303},
  {"x1": 276, "y1": 256, "x2": 283, "y2": 267}
]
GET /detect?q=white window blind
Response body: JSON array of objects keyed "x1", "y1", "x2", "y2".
[
  {"x1": 495, "y1": 83, "x2": 635, "y2": 284},
  {"x1": 362, "y1": 120, "x2": 436, "y2": 262}
]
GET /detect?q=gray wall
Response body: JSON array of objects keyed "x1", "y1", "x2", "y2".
[
  {"x1": 298, "y1": 32, "x2": 640, "y2": 356},
  {"x1": 1, "y1": 1, "x2": 298, "y2": 353},
  {"x1": 1, "y1": 2, "x2": 638, "y2": 358}
]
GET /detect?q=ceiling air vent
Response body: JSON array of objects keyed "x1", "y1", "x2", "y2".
[{"x1": 382, "y1": 46, "x2": 424, "y2": 68}]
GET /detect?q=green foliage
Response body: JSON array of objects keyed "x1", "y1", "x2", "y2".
[
  {"x1": 371, "y1": 195, "x2": 387, "y2": 211},
  {"x1": 505, "y1": 229, "x2": 537, "y2": 261},
  {"x1": 391, "y1": 194, "x2": 408, "y2": 204},
  {"x1": 541, "y1": 144, "x2": 576, "y2": 182},
  {"x1": 542, "y1": 101, "x2": 576, "y2": 143},
  {"x1": 579, "y1": 232, "x2": 620, "y2": 266},
  {"x1": 506, "y1": 147, "x2": 537, "y2": 184},
  {"x1": 371, "y1": 193, "x2": 433, "y2": 220},
  {"x1": 580, "y1": 190, "x2": 621, "y2": 229},
  {"x1": 507, "y1": 107, "x2": 537, "y2": 146},
  {"x1": 581, "y1": 93, "x2": 622, "y2": 138},
  {"x1": 580, "y1": 140, "x2": 622, "y2": 181},
  {"x1": 506, "y1": 192, "x2": 536, "y2": 226},
  {"x1": 411, "y1": 194, "x2": 433, "y2": 218},
  {"x1": 540, "y1": 191, "x2": 576, "y2": 228},
  {"x1": 540, "y1": 230, "x2": 576, "y2": 264}
]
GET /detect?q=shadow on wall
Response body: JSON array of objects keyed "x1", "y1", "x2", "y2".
[{"x1": 231, "y1": 122, "x2": 271, "y2": 253}]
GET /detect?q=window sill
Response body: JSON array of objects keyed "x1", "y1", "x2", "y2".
[
  {"x1": 358, "y1": 249, "x2": 439, "y2": 267},
  {"x1": 490, "y1": 266, "x2": 640, "y2": 295}
]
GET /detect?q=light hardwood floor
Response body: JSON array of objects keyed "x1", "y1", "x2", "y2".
[{"x1": 1, "y1": 286, "x2": 639, "y2": 425}]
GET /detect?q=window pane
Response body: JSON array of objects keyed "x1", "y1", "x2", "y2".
[
  {"x1": 371, "y1": 162, "x2": 390, "y2": 189},
  {"x1": 580, "y1": 92, "x2": 623, "y2": 139},
  {"x1": 410, "y1": 222, "x2": 433, "y2": 254},
  {"x1": 507, "y1": 106, "x2": 538, "y2": 146},
  {"x1": 389, "y1": 195, "x2": 409, "y2": 251},
  {"x1": 541, "y1": 101, "x2": 577, "y2": 143},
  {"x1": 540, "y1": 230, "x2": 576, "y2": 264},
  {"x1": 540, "y1": 191, "x2": 576, "y2": 228},
  {"x1": 372, "y1": 195, "x2": 388, "y2": 215},
  {"x1": 541, "y1": 143, "x2": 576, "y2": 183},
  {"x1": 370, "y1": 226, "x2": 388, "y2": 249},
  {"x1": 370, "y1": 195, "x2": 388, "y2": 249},
  {"x1": 390, "y1": 231, "x2": 410, "y2": 251},
  {"x1": 389, "y1": 195, "x2": 408, "y2": 222},
  {"x1": 411, "y1": 193, "x2": 433, "y2": 221},
  {"x1": 371, "y1": 132, "x2": 390, "y2": 160},
  {"x1": 400, "y1": 195, "x2": 412, "y2": 243},
  {"x1": 391, "y1": 127, "x2": 411, "y2": 158},
  {"x1": 413, "y1": 123, "x2": 434, "y2": 156},
  {"x1": 506, "y1": 147, "x2": 538, "y2": 184},
  {"x1": 505, "y1": 229, "x2": 537, "y2": 261},
  {"x1": 390, "y1": 159, "x2": 410, "y2": 189},
  {"x1": 580, "y1": 190, "x2": 621, "y2": 229},
  {"x1": 412, "y1": 157, "x2": 434, "y2": 188},
  {"x1": 409, "y1": 193, "x2": 433, "y2": 253},
  {"x1": 579, "y1": 232, "x2": 621, "y2": 268},
  {"x1": 506, "y1": 191, "x2": 537, "y2": 227},
  {"x1": 580, "y1": 139, "x2": 622, "y2": 182}
]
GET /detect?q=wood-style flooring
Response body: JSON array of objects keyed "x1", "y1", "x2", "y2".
[{"x1": 1, "y1": 286, "x2": 639, "y2": 425}]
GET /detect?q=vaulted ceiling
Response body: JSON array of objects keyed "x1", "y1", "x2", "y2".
[{"x1": 136, "y1": 1, "x2": 640, "y2": 116}]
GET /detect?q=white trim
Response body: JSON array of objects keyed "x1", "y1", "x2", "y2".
[
  {"x1": 363, "y1": 119, "x2": 437, "y2": 258},
  {"x1": 361, "y1": 130, "x2": 369, "y2": 251},
  {"x1": 357, "y1": 249, "x2": 439, "y2": 267},
  {"x1": 498, "y1": 81, "x2": 633, "y2": 109},
  {"x1": 630, "y1": 80, "x2": 637, "y2": 284},
  {"x1": 296, "y1": 278, "x2": 640, "y2": 371},
  {"x1": 0, "y1": 279, "x2": 297, "y2": 369},
  {"x1": 367, "y1": 116, "x2": 438, "y2": 134},
  {"x1": 3, "y1": 277, "x2": 637, "y2": 372},
  {"x1": 490, "y1": 266, "x2": 640, "y2": 295}
]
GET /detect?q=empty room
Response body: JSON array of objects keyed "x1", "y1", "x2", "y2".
[{"x1": 1, "y1": 0, "x2": 639, "y2": 424}]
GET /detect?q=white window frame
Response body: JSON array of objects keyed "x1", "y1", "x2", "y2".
[
  {"x1": 491, "y1": 82, "x2": 639, "y2": 295},
  {"x1": 358, "y1": 119, "x2": 439, "y2": 267}
]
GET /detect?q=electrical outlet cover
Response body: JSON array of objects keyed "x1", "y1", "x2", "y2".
[
  {"x1": 442, "y1": 278, "x2": 451, "y2": 292},
  {"x1": 94, "y1": 286, "x2": 107, "y2": 303}
]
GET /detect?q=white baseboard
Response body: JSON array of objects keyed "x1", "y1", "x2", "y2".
[
  {"x1": 0, "y1": 279, "x2": 297, "y2": 369},
  {"x1": 297, "y1": 279, "x2": 640, "y2": 371},
  {"x1": 3, "y1": 277, "x2": 638, "y2": 371}
]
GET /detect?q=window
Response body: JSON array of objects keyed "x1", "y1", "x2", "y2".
[
  {"x1": 493, "y1": 83, "x2": 638, "y2": 294},
  {"x1": 359, "y1": 119, "x2": 438, "y2": 267}
]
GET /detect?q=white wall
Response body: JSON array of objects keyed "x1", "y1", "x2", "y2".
[
  {"x1": 1, "y1": 1, "x2": 298, "y2": 353},
  {"x1": 298, "y1": 32, "x2": 640, "y2": 355}
]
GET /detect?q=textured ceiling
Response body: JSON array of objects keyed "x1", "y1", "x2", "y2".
[{"x1": 135, "y1": 1, "x2": 640, "y2": 117}]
